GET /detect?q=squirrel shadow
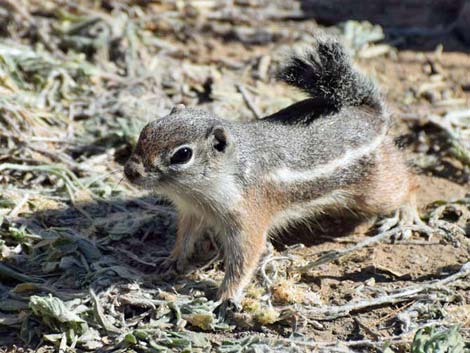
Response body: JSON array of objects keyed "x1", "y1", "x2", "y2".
[
  {"x1": 6, "y1": 195, "x2": 370, "y2": 292},
  {"x1": 0, "y1": 194, "x2": 392, "y2": 346},
  {"x1": 271, "y1": 212, "x2": 371, "y2": 250}
]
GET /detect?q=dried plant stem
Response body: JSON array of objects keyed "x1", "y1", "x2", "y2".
[
  {"x1": 89, "y1": 289, "x2": 122, "y2": 334},
  {"x1": 303, "y1": 262, "x2": 470, "y2": 320},
  {"x1": 236, "y1": 84, "x2": 262, "y2": 119},
  {"x1": 297, "y1": 224, "x2": 430, "y2": 273}
]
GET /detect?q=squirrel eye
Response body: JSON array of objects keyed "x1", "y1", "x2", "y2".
[{"x1": 170, "y1": 147, "x2": 193, "y2": 164}]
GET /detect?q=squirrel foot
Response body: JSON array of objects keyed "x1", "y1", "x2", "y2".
[
  {"x1": 215, "y1": 299, "x2": 242, "y2": 321},
  {"x1": 155, "y1": 256, "x2": 180, "y2": 280},
  {"x1": 377, "y1": 204, "x2": 436, "y2": 241}
]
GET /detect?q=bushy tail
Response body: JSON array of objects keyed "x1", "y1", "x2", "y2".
[{"x1": 277, "y1": 37, "x2": 383, "y2": 113}]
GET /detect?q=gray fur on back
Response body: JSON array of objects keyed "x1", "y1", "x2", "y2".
[{"x1": 228, "y1": 106, "x2": 387, "y2": 185}]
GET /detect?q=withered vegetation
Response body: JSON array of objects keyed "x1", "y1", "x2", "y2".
[{"x1": 0, "y1": 1, "x2": 469, "y2": 352}]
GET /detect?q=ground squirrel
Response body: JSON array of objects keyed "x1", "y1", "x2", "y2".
[{"x1": 124, "y1": 37, "x2": 429, "y2": 306}]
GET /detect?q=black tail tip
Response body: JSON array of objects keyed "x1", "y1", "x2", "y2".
[{"x1": 277, "y1": 36, "x2": 383, "y2": 112}]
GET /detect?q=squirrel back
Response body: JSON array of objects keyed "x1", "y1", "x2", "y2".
[{"x1": 265, "y1": 37, "x2": 383, "y2": 124}]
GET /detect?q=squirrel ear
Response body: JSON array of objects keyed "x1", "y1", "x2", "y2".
[
  {"x1": 209, "y1": 126, "x2": 230, "y2": 152},
  {"x1": 170, "y1": 104, "x2": 186, "y2": 114}
]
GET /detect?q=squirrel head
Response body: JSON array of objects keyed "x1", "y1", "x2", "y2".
[{"x1": 124, "y1": 108, "x2": 235, "y2": 204}]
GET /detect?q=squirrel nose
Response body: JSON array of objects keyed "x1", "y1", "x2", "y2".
[{"x1": 124, "y1": 157, "x2": 146, "y2": 182}]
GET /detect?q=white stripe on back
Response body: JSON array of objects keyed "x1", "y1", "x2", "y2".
[{"x1": 268, "y1": 129, "x2": 386, "y2": 184}]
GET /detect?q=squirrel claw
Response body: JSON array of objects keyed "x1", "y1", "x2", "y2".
[
  {"x1": 377, "y1": 205, "x2": 436, "y2": 241},
  {"x1": 155, "y1": 257, "x2": 178, "y2": 280},
  {"x1": 215, "y1": 299, "x2": 241, "y2": 320}
]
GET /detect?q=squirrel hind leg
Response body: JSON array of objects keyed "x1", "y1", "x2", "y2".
[{"x1": 355, "y1": 140, "x2": 435, "y2": 240}]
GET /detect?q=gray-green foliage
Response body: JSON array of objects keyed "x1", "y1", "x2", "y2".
[
  {"x1": 1, "y1": 1, "x2": 469, "y2": 352},
  {"x1": 412, "y1": 326, "x2": 468, "y2": 353}
]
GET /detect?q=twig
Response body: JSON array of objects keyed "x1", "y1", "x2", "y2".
[
  {"x1": 236, "y1": 84, "x2": 262, "y2": 119},
  {"x1": 278, "y1": 320, "x2": 455, "y2": 351},
  {"x1": 260, "y1": 255, "x2": 292, "y2": 285},
  {"x1": 8, "y1": 193, "x2": 29, "y2": 218},
  {"x1": 0, "y1": 263, "x2": 44, "y2": 283},
  {"x1": 89, "y1": 289, "x2": 122, "y2": 334},
  {"x1": 114, "y1": 247, "x2": 157, "y2": 267},
  {"x1": 302, "y1": 262, "x2": 470, "y2": 320},
  {"x1": 354, "y1": 317, "x2": 381, "y2": 340},
  {"x1": 296, "y1": 224, "x2": 430, "y2": 273},
  {"x1": 119, "y1": 295, "x2": 156, "y2": 310}
]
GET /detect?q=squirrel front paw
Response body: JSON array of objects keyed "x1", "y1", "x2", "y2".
[
  {"x1": 215, "y1": 299, "x2": 242, "y2": 320},
  {"x1": 155, "y1": 257, "x2": 181, "y2": 280}
]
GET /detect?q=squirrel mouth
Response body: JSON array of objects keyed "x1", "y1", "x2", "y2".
[
  {"x1": 124, "y1": 161, "x2": 167, "y2": 191},
  {"x1": 124, "y1": 159, "x2": 148, "y2": 184}
]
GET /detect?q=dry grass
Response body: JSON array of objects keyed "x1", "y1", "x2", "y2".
[{"x1": 0, "y1": 1, "x2": 469, "y2": 352}]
